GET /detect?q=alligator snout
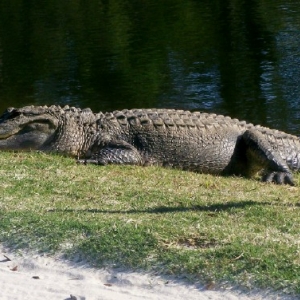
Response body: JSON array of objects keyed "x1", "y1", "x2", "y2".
[{"x1": 0, "y1": 124, "x2": 20, "y2": 139}]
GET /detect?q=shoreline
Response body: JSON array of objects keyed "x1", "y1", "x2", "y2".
[{"x1": 0, "y1": 245, "x2": 296, "y2": 300}]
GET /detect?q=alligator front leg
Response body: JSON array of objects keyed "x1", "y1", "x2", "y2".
[
  {"x1": 242, "y1": 129, "x2": 294, "y2": 185},
  {"x1": 77, "y1": 140, "x2": 144, "y2": 165}
]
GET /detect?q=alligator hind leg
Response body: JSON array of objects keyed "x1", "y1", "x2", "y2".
[
  {"x1": 77, "y1": 140, "x2": 144, "y2": 166},
  {"x1": 242, "y1": 129, "x2": 294, "y2": 185}
]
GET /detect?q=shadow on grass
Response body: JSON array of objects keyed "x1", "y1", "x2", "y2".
[{"x1": 47, "y1": 200, "x2": 281, "y2": 214}]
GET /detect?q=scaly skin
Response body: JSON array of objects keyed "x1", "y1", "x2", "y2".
[{"x1": 0, "y1": 105, "x2": 299, "y2": 185}]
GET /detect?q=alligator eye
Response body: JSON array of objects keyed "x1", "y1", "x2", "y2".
[
  {"x1": 0, "y1": 108, "x2": 21, "y2": 121},
  {"x1": 6, "y1": 109, "x2": 21, "y2": 120}
]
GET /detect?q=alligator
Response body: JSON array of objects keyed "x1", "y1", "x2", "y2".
[{"x1": 0, "y1": 105, "x2": 299, "y2": 185}]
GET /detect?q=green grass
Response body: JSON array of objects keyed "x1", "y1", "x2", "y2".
[{"x1": 0, "y1": 151, "x2": 300, "y2": 295}]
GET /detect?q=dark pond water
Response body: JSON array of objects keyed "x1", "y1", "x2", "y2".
[{"x1": 0, "y1": 0, "x2": 300, "y2": 133}]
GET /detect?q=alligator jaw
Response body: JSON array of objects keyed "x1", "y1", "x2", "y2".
[
  {"x1": 0, "y1": 121, "x2": 56, "y2": 151},
  {"x1": 0, "y1": 136, "x2": 11, "y2": 149},
  {"x1": 0, "y1": 126, "x2": 20, "y2": 149},
  {"x1": 0, "y1": 124, "x2": 20, "y2": 140},
  {"x1": 0, "y1": 140, "x2": 9, "y2": 149}
]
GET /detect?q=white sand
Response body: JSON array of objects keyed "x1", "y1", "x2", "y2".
[{"x1": 0, "y1": 245, "x2": 295, "y2": 300}]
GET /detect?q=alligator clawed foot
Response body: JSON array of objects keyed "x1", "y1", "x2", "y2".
[
  {"x1": 76, "y1": 159, "x2": 105, "y2": 165},
  {"x1": 262, "y1": 171, "x2": 294, "y2": 186},
  {"x1": 76, "y1": 159, "x2": 87, "y2": 165}
]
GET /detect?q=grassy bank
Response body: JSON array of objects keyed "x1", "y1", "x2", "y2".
[{"x1": 0, "y1": 151, "x2": 299, "y2": 294}]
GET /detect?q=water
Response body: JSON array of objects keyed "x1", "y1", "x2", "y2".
[{"x1": 0, "y1": 0, "x2": 300, "y2": 134}]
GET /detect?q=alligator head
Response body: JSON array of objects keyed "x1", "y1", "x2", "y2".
[
  {"x1": 0, "y1": 105, "x2": 98, "y2": 157},
  {"x1": 0, "y1": 105, "x2": 61, "y2": 151}
]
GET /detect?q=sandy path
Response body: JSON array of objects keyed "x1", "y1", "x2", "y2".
[{"x1": 0, "y1": 245, "x2": 295, "y2": 300}]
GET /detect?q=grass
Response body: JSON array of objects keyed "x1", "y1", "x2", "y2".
[{"x1": 0, "y1": 151, "x2": 300, "y2": 295}]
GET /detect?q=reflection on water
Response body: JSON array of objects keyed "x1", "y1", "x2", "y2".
[
  {"x1": 0, "y1": 0, "x2": 300, "y2": 133},
  {"x1": 161, "y1": 51, "x2": 222, "y2": 111}
]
